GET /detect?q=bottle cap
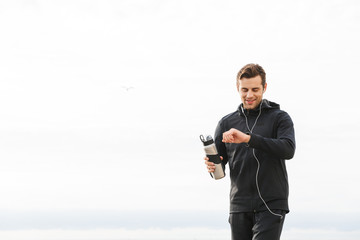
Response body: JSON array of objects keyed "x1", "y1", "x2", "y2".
[{"x1": 200, "y1": 134, "x2": 214, "y2": 146}]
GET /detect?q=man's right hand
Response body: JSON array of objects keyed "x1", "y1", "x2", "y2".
[
  {"x1": 222, "y1": 128, "x2": 250, "y2": 143},
  {"x1": 204, "y1": 156, "x2": 223, "y2": 173}
]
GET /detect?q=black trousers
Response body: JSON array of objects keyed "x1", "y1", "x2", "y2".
[{"x1": 229, "y1": 210, "x2": 286, "y2": 240}]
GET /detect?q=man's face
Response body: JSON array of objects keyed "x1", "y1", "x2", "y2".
[{"x1": 237, "y1": 75, "x2": 267, "y2": 110}]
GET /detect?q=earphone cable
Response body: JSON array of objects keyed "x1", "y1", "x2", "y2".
[{"x1": 241, "y1": 100, "x2": 283, "y2": 219}]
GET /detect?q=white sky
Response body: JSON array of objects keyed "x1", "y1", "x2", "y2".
[{"x1": 0, "y1": 0, "x2": 360, "y2": 235}]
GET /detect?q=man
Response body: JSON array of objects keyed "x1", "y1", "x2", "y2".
[{"x1": 204, "y1": 63, "x2": 295, "y2": 240}]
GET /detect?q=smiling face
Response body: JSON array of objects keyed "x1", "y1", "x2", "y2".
[{"x1": 237, "y1": 75, "x2": 267, "y2": 110}]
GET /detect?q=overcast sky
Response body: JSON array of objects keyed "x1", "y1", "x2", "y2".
[{"x1": 0, "y1": 0, "x2": 360, "y2": 239}]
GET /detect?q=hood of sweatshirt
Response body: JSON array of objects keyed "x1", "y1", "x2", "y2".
[{"x1": 238, "y1": 99, "x2": 280, "y2": 117}]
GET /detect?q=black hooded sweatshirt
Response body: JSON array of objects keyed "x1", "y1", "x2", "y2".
[{"x1": 214, "y1": 99, "x2": 295, "y2": 213}]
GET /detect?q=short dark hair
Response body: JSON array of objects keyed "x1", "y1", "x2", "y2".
[{"x1": 236, "y1": 63, "x2": 266, "y2": 87}]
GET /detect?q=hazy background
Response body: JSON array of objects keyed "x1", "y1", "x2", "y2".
[{"x1": 0, "y1": 0, "x2": 359, "y2": 239}]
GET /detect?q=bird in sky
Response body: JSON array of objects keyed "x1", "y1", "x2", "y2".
[{"x1": 121, "y1": 86, "x2": 134, "y2": 91}]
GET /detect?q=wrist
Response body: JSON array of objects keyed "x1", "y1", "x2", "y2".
[{"x1": 245, "y1": 133, "x2": 251, "y2": 143}]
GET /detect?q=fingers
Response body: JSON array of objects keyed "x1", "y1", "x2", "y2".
[
  {"x1": 205, "y1": 156, "x2": 223, "y2": 161},
  {"x1": 205, "y1": 156, "x2": 223, "y2": 173},
  {"x1": 222, "y1": 128, "x2": 246, "y2": 143},
  {"x1": 205, "y1": 162, "x2": 216, "y2": 172},
  {"x1": 204, "y1": 156, "x2": 223, "y2": 173},
  {"x1": 204, "y1": 157, "x2": 215, "y2": 172},
  {"x1": 222, "y1": 131, "x2": 234, "y2": 143}
]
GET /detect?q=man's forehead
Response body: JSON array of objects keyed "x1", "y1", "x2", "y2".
[{"x1": 239, "y1": 76, "x2": 263, "y2": 88}]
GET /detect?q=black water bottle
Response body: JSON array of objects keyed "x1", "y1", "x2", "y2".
[{"x1": 200, "y1": 134, "x2": 225, "y2": 180}]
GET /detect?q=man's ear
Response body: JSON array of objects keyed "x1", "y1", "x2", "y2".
[{"x1": 263, "y1": 83, "x2": 267, "y2": 93}]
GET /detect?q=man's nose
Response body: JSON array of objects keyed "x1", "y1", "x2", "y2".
[{"x1": 246, "y1": 91, "x2": 254, "y2": 98}]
